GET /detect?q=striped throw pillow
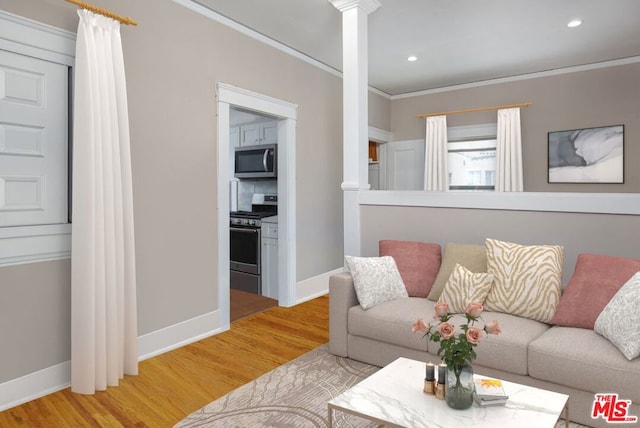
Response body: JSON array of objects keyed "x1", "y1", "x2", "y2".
[
  {"x1": 439, "y1": 263, "x2": 494, "y2": 313},
  {"x1": 484, "y1": 238, "x2": 563, "y2": 323}
]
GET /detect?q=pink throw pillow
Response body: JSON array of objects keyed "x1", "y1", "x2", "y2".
[
  {"x1": 379, "y1": 240, "x2": 441, "y2": 297},
  {"x1": 550, "y1": 253, "x2": 640, "y2": 329}
]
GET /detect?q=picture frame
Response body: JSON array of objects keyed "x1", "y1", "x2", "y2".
[{"x1": 547, "y1": 125, "x2": 624, "y2": 184}]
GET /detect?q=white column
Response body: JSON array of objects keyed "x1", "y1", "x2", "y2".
[{"x1": 330, "y1": 0, "x2": 380, "y2": 258}]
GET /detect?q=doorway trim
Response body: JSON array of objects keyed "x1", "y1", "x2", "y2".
[{"x1": 216, "y1": 82, "x2": 298, "y2": 329}]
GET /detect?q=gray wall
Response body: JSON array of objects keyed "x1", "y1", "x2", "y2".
[
  {"x1": 390, "y1": 62, "x2": 640, "y2": 193},
  {"x1": 361, "y1": 205, "x2": 639, "y2": 285},
  {"x1": 0, "y1": 0, "x2": 391, "y2": 384}
]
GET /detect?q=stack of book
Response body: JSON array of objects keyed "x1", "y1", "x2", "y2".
[{"x1": 473, "y1": 378, "x2": 509, "y2": 406}]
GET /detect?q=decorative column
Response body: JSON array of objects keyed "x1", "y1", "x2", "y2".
[{"x1": 330, "y1": 0, "x2": 380, "y2": 258}]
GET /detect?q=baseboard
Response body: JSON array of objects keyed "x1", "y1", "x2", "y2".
[
  {"x1": 296, "y1": 267, "x2": 344, "y2": 304},
  {"x1": 0, "y1": 361, "x2": 70, "y2": 412},
  {"x1": 0, "y1": 274, "x2": 339, "y2": 412},
  {"x1": 0, "y1": 309, "x2": 223, "y2": 412},
  {"x1": 138, "y1": 309, "x2": 223, "y2": 361}
]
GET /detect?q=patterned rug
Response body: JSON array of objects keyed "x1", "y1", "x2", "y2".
[{"x1": 175, "y1": 345, "x2": 588, "y2": 428}]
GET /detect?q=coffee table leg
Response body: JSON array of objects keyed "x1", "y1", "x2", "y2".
[
  {"x1": 328, "y1": 405, "x2": 333, "y2": 428},
  {"x1": 564, "y1": 402, "x2": 569, "y2": 428}
]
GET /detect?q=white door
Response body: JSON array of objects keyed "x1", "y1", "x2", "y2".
[
  {"x1": 0, "y1": 50, "x2": 68, "y2": 226},
  {"x1": 384, "y1": 139, "x2": 425, "y2": 190}
]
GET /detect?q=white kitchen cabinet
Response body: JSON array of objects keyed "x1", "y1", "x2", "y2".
[
  {"x1": 238, "y1": 120, "x2": 278, "y2": 146},
  {"x1": 229, "y1": 126, "x2": 240, "y2": 149},
  {"x1": 261, "y1": 219, "x2": 278, "y2": 299}
]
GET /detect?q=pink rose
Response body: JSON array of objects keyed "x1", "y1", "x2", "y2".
[
  {"x1": 437, "y1": 322, "x2": 455, "y2": 339},
  {"x1": 412, "y1": 318, "x2": 429, "y2": 334},
  {"x1": 466, "y1": 327, "x2": 483, "y2": 344},
  {"x1": 465, "y1": 302, "x2": 483, "y2": 318},
  {"x1": 485, "y1": 320, "x2": 502, "y2": 335},
  {"x1": 434, "y1": 302, "x2": 449, "y2": 318}
]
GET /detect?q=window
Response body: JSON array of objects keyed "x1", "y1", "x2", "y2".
[
  {"x1": 0, "y1": 11, "x2": 74, "y2": 266},
  {"x1": 447, "y1": 123, "x2": 497, "y2": 191},
  {"x1": 448, "y1": 139, "x2": 497, "y2": 190}
]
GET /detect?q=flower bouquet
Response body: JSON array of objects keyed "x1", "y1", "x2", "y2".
[{"x1": 412, "y1": 301, "x2": 501, "y2": 409}]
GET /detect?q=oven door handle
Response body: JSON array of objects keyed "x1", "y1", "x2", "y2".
[{"x1": 230, "y1": 227, "x2": 260, "y2": 234}]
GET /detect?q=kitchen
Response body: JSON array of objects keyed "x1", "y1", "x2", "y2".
[{"x1": 229, "y1": 106, "x2": 281, "y2": 320}]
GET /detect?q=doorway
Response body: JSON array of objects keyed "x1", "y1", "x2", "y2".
[{"x1": 216, "y1": 83, "x2": 298, "y2": 330}]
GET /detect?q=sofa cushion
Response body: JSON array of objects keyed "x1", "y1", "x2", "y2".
[
  {"x1": 595, "y1": 272, "x2": 640, "y2": 360},
  {"x1": 428, "y1": 243, "x2": 487, "y2": 301},
  {"x1": 464, "y1": 312, "x2": 549, "y2": 376},
  {"x1": 484, "y1": 238, "x2": 563, "y2": 323},
  {"x1": 439, "y1": 263, "x2": 494, "y2": 313},
  {"x1": 345, "y1": 255, "x2": 408, "y2": 310},
  {"x1": 348, "y1": 297, "x2": 436, "y2": 353},
  {"x1": 349, "y1": 297, "x2": 548, "y2": 377},
  {"x1": 551, "y1": 253, "x2": 640, "y2": 329},
  {"x1": 379, "y1": 240, "x2": 441, "y2": 298},
  {"x1": 529, "y1": 326, "x2": 640, "y2": 403}
]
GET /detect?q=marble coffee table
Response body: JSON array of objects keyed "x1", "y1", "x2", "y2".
[{"x1": 328, "y1": 357, "x2": 569, "y2": 428}]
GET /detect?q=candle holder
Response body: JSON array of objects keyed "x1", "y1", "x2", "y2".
[
  {"x1": 423, "y1": 379, "x2": 435, "y2": 395},
  {"x1": 435, "y1": 382, "x2": 446, "y2": 400}
]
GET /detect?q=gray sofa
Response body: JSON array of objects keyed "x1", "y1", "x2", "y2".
[{"x1": 329, "y1": 272, "x2": 640, "y2": 428}]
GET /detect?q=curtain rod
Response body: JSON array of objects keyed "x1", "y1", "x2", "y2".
[
  {"x1": 64, "y1": 0, "x2": 138, "y2": 26},
  {"x1": 416, "y1": 102, "x2": 532, "y2": 118}
]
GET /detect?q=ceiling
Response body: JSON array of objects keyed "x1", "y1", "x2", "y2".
[{"x1": 193, "y1": 0, "x2": 640, "y2": 96}]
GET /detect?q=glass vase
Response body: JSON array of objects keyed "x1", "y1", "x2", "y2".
[{"x1": 445, "y1": 363, "x2": 474, "y2": 410}]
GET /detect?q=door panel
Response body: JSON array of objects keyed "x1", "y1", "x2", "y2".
[
  {"x1": 384, "y1": 139, "x2": 425, "y2": 190},
  {"x1": 0, "y1": 50, "x2": 68, "y2": 226}
]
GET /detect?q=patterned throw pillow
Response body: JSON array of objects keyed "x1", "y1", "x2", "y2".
[
  {"x1": 345, "y1": 256, "x2": 408, "y2": 310},
  {"x1": 484, "y1": 238, "x2": 563, "y2": 323},
  {"x1": 428, "y1": 243, "x2": 487, "y2": 301},
  {"x1": 594, "y1": 272, "x2": 640, "y2": 360},
  {"x1": 439, "y1": 263, "x2": 494, "y2": 313}
]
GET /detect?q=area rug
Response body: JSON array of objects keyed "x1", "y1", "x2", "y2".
[{"x1": 175, "y1": 345, "x2": 587, "y2": 428}]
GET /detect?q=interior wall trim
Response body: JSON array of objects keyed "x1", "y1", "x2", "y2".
[
  {"x1": 0, "y1": 262, "x2": 343, "y2": 412},
  {"x1": 359, "y1": 190, "x2": 640, "y2": 216},
  {"x1": 391, "y1": 56, "x2": 640, "y2": 100},
  {"x1": 295, "y1": 267, "x2": 344, "y2": 304},
  {"x1": 172, "y1": 0, "x2": 390, "y2": 99},
  {"x1": 0, "y1": 309, "x2": 222, "y2": 412},
  {"x1": 0, "y1": 10, "x2": 75, "y2": 66},
  {"x1": 0, "y1": 361, "x2": 70, "y2": 413}
]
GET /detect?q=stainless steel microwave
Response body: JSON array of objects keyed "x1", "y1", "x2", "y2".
[{"x1": 234, "y1": 144, "x2": 277, "y2": 179}]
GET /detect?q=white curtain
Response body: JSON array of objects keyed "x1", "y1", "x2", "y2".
[
  {"x1": 71, "y1": 9, "x2": 138, "y2": 394},
  {"x1": 496, "y1": 108, "x2": 524, "y2": 192},
  {"x1": 424, "y1": 115, "x2": 448, "y2": 191}
]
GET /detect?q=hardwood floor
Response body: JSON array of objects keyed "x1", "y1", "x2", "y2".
[
  {"x1": 0, "y1": 295, "x2": 329, "y2": 427},
  {"x1": 230, "y1": 289, "x2": 278, "y2": 322}
]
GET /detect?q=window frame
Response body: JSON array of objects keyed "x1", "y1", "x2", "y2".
[{"x1": 0, "y1": 11, "x2": 75, "y2": 266}]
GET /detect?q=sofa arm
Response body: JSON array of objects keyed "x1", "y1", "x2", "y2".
[{"x1": 329, "y1": 272, "x2": 359, "y2": 357}]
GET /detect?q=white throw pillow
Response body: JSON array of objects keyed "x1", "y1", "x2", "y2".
[
  {"x1": 345, "y1": 255, "x2": 408, "y2": 310},
  {"x1": 594, "y1": 272, "x2": 640, "y2": 360}
]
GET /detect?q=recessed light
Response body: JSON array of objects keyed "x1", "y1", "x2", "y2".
[
  {"x1": 408, "y1": 55, "x2": 418, "y2": 62},
  {"x1": 567, "y1": 19, "x2": 582, "y2": 28}
]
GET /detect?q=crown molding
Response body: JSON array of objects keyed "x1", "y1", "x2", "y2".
[
  {"x1": 329, "y1": 0, "x2": 381, "y2": 14},
  {"x1": 391, "y1": 56, "x2": 640, "y2": 100}
]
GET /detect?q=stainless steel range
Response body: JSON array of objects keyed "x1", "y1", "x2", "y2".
[{"x1": 229, "y1": 194, "x2": 277, "y2": 294}]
